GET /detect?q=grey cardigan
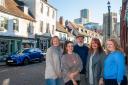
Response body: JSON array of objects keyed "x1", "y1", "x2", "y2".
[
  {"x1": 85, "y1": 52, "x2": 106, "y2": 85},
  {"x1": 45, "y1": 46, "x2": 63, "y2": 79},
  {"x1": 61, "y1": 53, "x2": 83, "y2": 83}
]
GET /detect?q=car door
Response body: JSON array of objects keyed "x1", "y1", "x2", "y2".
[
  {"x1": 34, "y1": 48, "x2": 42, "y2": 59},
  {"x1": 29, "y1": 48, "x2": 37, "y2": 61}
]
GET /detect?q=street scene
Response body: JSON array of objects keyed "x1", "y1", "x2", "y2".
[
  {"x1": 0, "y1": 0, "x2": 128, "y2": 85},
  {"x1": 0, "y1": 62, "x2": 45, "y2": 85}
]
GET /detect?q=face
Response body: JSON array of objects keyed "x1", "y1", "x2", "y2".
[
  {"x1": 76, "y1": 37, "x2": 84, "y2": 44},
  {"x1": 66, "y1": 43, "x2": 74, "y2": 53},
  {"x1": 106, "y1": 40, "x2": 115, "y2": 51},
  {"x1": 52, "y1": 38, "x2": 59, "y2": 46},
  {"x1": 91, "y1": 41, "x2": 98, "y2": 50}
]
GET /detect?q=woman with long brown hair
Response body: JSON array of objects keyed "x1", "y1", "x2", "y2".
[
  {"x1": 86, "y1": 38, "x2": 106, "y2": 85},
  {"x1": 61, "y1": 41, "x2": 83, "y2": 85}
]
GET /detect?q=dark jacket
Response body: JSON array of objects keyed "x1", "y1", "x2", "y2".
[{"x1": 74, "y1": 44, "x2": 89, "y2": 74}]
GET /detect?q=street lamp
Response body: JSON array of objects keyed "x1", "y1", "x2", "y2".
[{"x1": 107, "y1": 1, "x2": 111, "y2": 38}]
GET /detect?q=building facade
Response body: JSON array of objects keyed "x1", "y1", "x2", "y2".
[
  {"x1": 0, "y1": 0, "x2": 35, "y2": 61},
  {"x1": 103, "y1": 12, "x2": 117, "y2": 44},
  {"x1": 19, "y1": 0, "x2": 57, "y2": 51},
  {"x1": 80, "y1": 9, "x2": 89, "y2": 21},
  {"x1": 74, "y1": 8, "x2": 89, "y2": 24}
]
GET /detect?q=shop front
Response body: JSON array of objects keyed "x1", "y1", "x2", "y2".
[
  {"x1": 35, "y1": 33, "x2": 51, "y2": 52},
  {"x1": 0, "y1": 36, "x2": 35, "y2": 62}
]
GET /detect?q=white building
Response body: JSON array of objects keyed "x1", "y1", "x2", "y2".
[
  {"x1": 0, "y1": 0, "x2": 35, "y2": 61},
  {"x1": 19, "y1": 0, "x2": 57, "y2": 51}
]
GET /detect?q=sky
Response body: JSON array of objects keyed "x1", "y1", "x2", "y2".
[{"x1": 49, "y1": 0, "x2": 122, "y2": 24}]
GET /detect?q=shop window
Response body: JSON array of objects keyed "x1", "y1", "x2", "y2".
[
  {"x1": 0, "y1": 16, "x2": 8, "y2": 31},
  {"x1": 0, "y1": 40, "x2": 9, "y2": 56},
  {"x1": 13, "y1": 19, "x2": 19, "y2": 31}
]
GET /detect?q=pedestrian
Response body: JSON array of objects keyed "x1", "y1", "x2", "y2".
[
  {"x1": 61, "y1": 41, "x2": 83, "y2": 85},
  {"x1": 104, "y1": 38, "x2": 126, "y2": 85},
  {"x1": 74, "y1": 34, "x2": 89, "y2": 85},
  {"x1": 45, "y1": 36, "x2": 63, "y2": 85},
  {"x1": 85, "y1": 38, "x2": 106, "y2": 85}
]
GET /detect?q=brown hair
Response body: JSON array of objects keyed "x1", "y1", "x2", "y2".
[
  {"x1": 50, "y1": 36, "x2": 60, "y2": 46},
  {"x1": 89, "y1": 38, "x2": 104, "y2": 54},
  {"x1": 63, "y1": 41, "x2": 73, "y2": 54},
  {"x1": 106, "y1": 38, "x2": 120, "y2": 52}
]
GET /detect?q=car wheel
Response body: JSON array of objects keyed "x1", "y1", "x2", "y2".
[
  {"x1": 23, "y1": 58, "x2": 29, "y2": 65},
  {"x1": 39, "y1": 56, "x2": 44, "y2": 62}
]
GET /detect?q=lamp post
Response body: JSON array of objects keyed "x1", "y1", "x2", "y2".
[{"x1": 107, "y1": 1, "x2": 111, "y2": 38}]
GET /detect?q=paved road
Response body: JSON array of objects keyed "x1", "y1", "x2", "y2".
[{"x1": 0, "y1": 62, "x2": 45, "y2": 85}]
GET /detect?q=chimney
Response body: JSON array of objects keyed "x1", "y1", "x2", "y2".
[{"x1": 59, "y1": 16, "x2": 64, "y2": 25}]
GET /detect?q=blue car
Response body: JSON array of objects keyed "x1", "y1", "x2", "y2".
[{"x1": 6, "y1": 48, "x2": 44, "y2": 65}]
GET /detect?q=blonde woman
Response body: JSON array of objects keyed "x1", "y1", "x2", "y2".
[
  {"x1": 45, "y1": 36, "x2": 63, "y2": 85},
  {"x1": 104, "y1": 38, "x2": 126, "y2": 85}
]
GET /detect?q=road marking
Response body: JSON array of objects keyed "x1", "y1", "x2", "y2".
[
  {"x1": 2, "y1": 78, "x2": 10, "y2": 85},
  {"x1": 0, "y1": 69, "x2": 8, "y2": 73}
]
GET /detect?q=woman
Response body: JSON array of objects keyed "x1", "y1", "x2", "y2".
[
  {"x1": 61, "y1": 41, "x2": 83, "y2": 85},
  {"x1": 45, "y1": 36, "x2": 63, "y2": 85},
  {"x1": 86, "y1": 38, "x2": 105, "y2": 85},
  {"x1": 104, "y1": 38, "x2": 126, "y2": 85}
]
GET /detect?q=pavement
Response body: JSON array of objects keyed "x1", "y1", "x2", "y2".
[{"x1": 0, "y1": 62, "x2": 6, "y2": 66}]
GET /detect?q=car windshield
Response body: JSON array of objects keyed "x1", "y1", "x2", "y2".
[
  {"x1": 15, "y1": 49, "x2": 30, "y2": 54},
  {"x1": 22, "y1": 49, "x2": 30, "y2": 53}
]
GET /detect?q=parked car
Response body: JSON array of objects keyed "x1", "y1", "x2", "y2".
[{"x1": 6, "y1": 48, "x2": 45, "y2": 65}]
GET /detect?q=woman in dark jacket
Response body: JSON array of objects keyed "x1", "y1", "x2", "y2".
[{"x1": 86, "y1": 38, "x2": 105, "y2": 85}]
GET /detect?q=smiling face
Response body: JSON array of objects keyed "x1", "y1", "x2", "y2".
[
  {"x1": 76, "y1": 37, "x2": 84, "y2": 46},
  {"x1": 52, "y1": 37, "x2": 59, "y2": 46},
  {"x1": 66, "y1": 43, "x2": 74, "y2": 53},
  {"x1": 91, "y1": 40, "x2": 98, "y2": 50},
  {"x1": 106, "y1": 40, "x2": 115, "y2": 52}
]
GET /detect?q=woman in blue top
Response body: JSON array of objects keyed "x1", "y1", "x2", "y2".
[{"x1": 104, "y1": 38, "x2": 126, "y2": 85}]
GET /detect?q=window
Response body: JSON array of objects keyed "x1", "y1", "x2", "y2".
[
  {"x1": 52, "y1": 10, "x2": 55, "y2": 19},
  {"x1": 40, "y1": 21, "x2": 43, "y2": 32},
  {"x1": 46, "y1": 23, "x2": 50, "y2": 33},
  {"x1": 52, "y1": 25, "x2": 54, "y2": 34},
  {"x1": 13, "y1": 19, "x2": 19, "y2": 31},
  {"x1": 47, "y1": 7, "x2": 49, "y2": 16},
  {"x1": 0, "y1": 16, "x2": 7, "y2": 31},
  {"x1": 41, "y1": 3, "x2": 43, "y2": 13},
  {"x1": 27, "y1": 22, "x2": 34, "y2": 34}
]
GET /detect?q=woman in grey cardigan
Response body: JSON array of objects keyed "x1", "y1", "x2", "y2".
[
  {"x1": 86, "y1": 38, "x2": 106, "y2": 85},
  {"x1": 61, "y1": 41, "x2": 83, "y2": 85},
  {"x1": 45, "y1": 36, "x2": 63, "y2": 85}
]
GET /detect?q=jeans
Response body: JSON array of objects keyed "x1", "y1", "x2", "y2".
[{"x1": 45, "y1": 78, "x2": 64, "y2": 85}]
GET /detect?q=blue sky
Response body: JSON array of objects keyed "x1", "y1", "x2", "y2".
[{"x1": 49, "y1": 0, "x2": 122, "y2": 24}]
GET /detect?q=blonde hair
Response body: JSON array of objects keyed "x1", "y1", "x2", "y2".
[
  {"x1": 106, "y1": 38, "x2": 120, "y2": 52},
  {"x1": 50, "y1": 36, "x2": 60, "y2": 46}
]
